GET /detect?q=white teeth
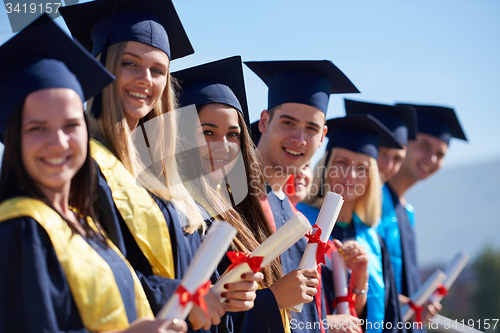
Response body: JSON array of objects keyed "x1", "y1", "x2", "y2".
[
  {"x1": 45, "y1": 157, "x2": 66, "y2": 165},
  {"x1": 128, "y1": 91, "x2": 148, "y2": 98},
  {"x1": 285, "y1": 148, "x2": 302, "y2": 156},
  {"x1": 212, "y1": 160, "x2": 226, "y2": 163}
]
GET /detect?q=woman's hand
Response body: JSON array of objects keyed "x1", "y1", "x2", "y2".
[
  {"x1": 326, "y1": 314, "x2": 362, "y2": 333},
  {"x1": 222, "y1": 271, "x2": 263, "y2": 312},
  {"x1": 420, "y1": 299, "x2": 442, "y2": 323},
  {"x1": 269, "y1": 268, "x2": 319, "y2": 309},
  {"x1": 188, "y1": 290, "x2": 225, "y2": 330},
  {"x1": 333, "y1": 239, "x2": 368, "y2": 280},
  {"x1": 114, "y1": 318, "x2": 188, "y2": 333}
]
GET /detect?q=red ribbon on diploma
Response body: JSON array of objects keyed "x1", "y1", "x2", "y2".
[
  {"x1": 332, "y1": 292, "x2": 358, "y2": 318},
  {"x1": 175, "y1": 280, "x2": 212, "y2": 320},
  {"x1": 305, "y1": 224, "x2": 331, "y2": 265},
  {"x1": 408, "y1": 300, "x2": 423, "y2": 323},
  {"x1": 227, "y1": 251, "x2": 264, "y2": 273},
  {"x1": 435, "y1": 283, "x2": 448, "y2": 296}
]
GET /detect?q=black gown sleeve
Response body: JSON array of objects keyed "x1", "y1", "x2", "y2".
[{"x1": 0, "y1": 217, "x2": 89, "y2": 333}]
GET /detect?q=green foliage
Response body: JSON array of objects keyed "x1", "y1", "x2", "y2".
[{"x1": 472, "y1": 245, "x2": 500, "y2": 332}]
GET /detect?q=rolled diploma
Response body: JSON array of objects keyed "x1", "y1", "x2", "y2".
[
  {"x1": 331, "y1": 249, "x2": 350, "y2": 314},
  {"x1": 157, "y1": 221, "x2": 237, "y2": 319},
  {"x1": 429, "y1": 252, "x2": 469, "y2": 303},
  {"x1": 402, "y1": 269, "x2": 447, "y2": 322},
  {"x1": 292, "y1": 192, "x2": 344, "y2": 312},
  {"x1": 212, "y1": 212, "x2": 312, "y2": 302}
]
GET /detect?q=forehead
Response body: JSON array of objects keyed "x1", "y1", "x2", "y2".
[
  {"x1": 23, "y1": 88, "x2": 83, "y2": 119},
  {"x1": 335, "y1": 147, "x2": 371, "y2": 164},
  {"x1": 123, "y1": 41, "x2": 170, "y2": 63},
  {"x1": 198, "y1": 103, "x2": 240, "y2": 123},
  {"x1": 416, "y1": 133, "x2": 449, "y2": 152},
  {"x1": 274, "y1": 102, "x2": 326, "y2": 125}
]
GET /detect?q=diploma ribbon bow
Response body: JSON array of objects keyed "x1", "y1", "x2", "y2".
[
  {"x1": 332, "y1": 292, "x2": 358, "y2": 318},
  {"x1": 305, "y1": 224, "x2": 331, "y2": 265},
  {"x1": 175, "y1": 281, "x2": 212, "y2": 321},
  {"x1": 408, "y1": 300, "x2": 424, "y2": 323},
  {"x1": 435, "y1": 283, "x2": 448, "y2": 296},
  {"x1": 227, "y1": 251, "x2": 264, "y2": 273}
]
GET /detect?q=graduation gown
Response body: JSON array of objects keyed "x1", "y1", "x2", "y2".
[
  {"x1": 0, "y1": 197, "x2": 153, "y2": 333},
  {"x1": 91, "y1": 140, "x2": 222, "y2": 333},
  {"x1": 377, "y1": 184, "x2": 421, "y2": 299},
  {"x1": 265, "y1": 188, "x2": 324, "y2": 333},
  {"x1": 298, "y1": 204, "x2": 404, "y2": 333}
]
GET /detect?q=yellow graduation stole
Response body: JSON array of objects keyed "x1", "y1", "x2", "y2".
[
  {"x1": 90, "y1": 139, "x2": 175, "y2": 279},
  {"x1": 0, "y1": 197, "x2": 153, "y2": 332}
]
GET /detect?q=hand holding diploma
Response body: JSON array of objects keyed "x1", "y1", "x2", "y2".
[
  {"x1": 157, "y1": 221, "x2": 237, "y2": 324},
  {"x1": 212, "y1": 213, "x2": 312, "y2": 302},
  {"x1": 292, "y1": 192, "x2": 343, "y2": 312}
]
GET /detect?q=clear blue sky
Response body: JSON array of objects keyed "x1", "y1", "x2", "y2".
[{"x1": 1, "y1": 0, "x2": 499, "y2": 169}]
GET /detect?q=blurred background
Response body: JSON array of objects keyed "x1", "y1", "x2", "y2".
[{"x1": 1, "y1": 0, "x2": 499, "y2": 326}]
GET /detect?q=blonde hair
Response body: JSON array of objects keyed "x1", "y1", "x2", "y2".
[
  {"x1": 305, "y1": 148, "x2": 382, "y2": 227},
  {"x1": 88, "y1": 41, "x2": 205, "y2": 233}
]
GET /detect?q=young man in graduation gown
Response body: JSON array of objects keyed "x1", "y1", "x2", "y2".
[
  {"x1": 245, "y1": 60, "x2": 359, "y2": 333},
  {"x1": 376, "y1": 103, "x2": 468, "y2": 326}
]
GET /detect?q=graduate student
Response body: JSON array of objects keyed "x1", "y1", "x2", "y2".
[
  {"x1": 0, "y1": 14, "x2": 186, "y2": 333},
  {"x1": 289, "y1": 162, "x2": 314, "y2": 207},
  {"x1": 380, "y1": 103, "x2": 467, "y2": 323},
  {"x1": 302, "y1": 115, "x2": 405, "y2": 333},
  {"x1": 60, "y1": 1, "x2": 259, "y2": 331},
  {"x1": 245, "y1": 60, "x2": 360, "y2": 333},
  {"x1": 343, "y1": 99, "x2": 417, "y2": 298},
  {"x1": 173, "y1": 55, "x2": 289, "y2": 333}
]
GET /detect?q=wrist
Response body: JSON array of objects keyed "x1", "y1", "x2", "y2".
[{"x1": 350, "y1": 272, "x2": 369, "y2": 287}]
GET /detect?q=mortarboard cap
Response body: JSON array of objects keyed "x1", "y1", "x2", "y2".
[
  {"x1": 173, "y1": 56, "x2": 250, "y2": 128},
  {"x1": 325, "y1": 114, "x2": 403, "y2": 160},
  {"x1": 395, "y1": 103, "x2": 467, "y2": 145},
  {"x1": 249, "y1": 120, "x2": 261, "y2": 146},
  {"x1": 244, "y1": 60, "x2": 359, "y2": 114},
  {"x1": 60, "y1": 0, "x2": 194, "y2": 60},
  {"x1": 0, "y1": 14, "x2": 114, "y2": 142},
  {"x1": 344, "y1": 99, "x2": 417, "y2": 146}
]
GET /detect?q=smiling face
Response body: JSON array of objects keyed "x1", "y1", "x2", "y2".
[
  {"x1": 258, "y1": 103, "x2": 327, "y2": 176},
  {"x1": 196, "y1": 103, "x2": 241, "y2": 182},
  {"x1": 21, "y1": 88, "x2": 87, "y2": 197},
  {"x1": 116, "y1": 41, "x2": 170, "y2": 130},
  {"x1": 325, "y1": 148, "x2": 371, "y2": 203},
  {"x1": 378, "y1": 146, "x2": 407, "y2": 183},
  {"x1": 399, "y1": 133, "x2": 449, "y2": 181},
  {"x1": 292, "y1": 161, "x2": 313, "y2": 204}
]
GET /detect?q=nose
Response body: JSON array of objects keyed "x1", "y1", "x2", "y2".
[
  {"x1": 135, "y1": 68, "x2": 153, "y2": 87},
  {"x1": 289, "y1": 127, "x2": 306, "y2": 146},
  {"x1": 47, "y1": 129, "x2": 70, "y2": 151},
  {"x1": 210, "y1": 139, "x2": 230, "y2": 154}
]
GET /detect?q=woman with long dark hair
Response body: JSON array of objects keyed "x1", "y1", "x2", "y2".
[{"x1": 0, "y1": 15, "x2": 186, "y2": 333}]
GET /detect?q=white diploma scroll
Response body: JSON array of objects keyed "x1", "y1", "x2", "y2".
[
  {"x1": 402, "y1": 269, "x2": 447, "y2": 322},
  {"x1": 429, "y1": 252, "x2": 469, "y2": 303},
  {"x1": 212, "y1": 212, "x2": 312, "y2": 302},
  {"x1": 331, "y1": 249, "x2": 350, "y2": 314},
  {"x1": 157, "y1": 221, "x2": 237, "y2": 320},
  {"x1": 292, "y1": 192, "x2": 344, "y2": 312}
]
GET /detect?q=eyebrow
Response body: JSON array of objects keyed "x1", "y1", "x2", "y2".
[
  {"x1": 199, "y1": 123, "x2": 241, "y2": 130},
  {"x1": 278, "y1": 114, "x2": 321, "y2": 130}
]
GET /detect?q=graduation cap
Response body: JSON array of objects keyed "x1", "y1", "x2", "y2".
[
  {"x1": 325, "y1": 114, "x2": 403, "y2": 160},
  {"x1": 244, "y1": 60, "x2": 359, "y2": 114},
  {"x1": 395, "y1": 103, "x2": 467, "y2": 145},
  {"x1": 172, "y1": 56, "x2": 250, "y2": 128},
  {"x1": 60, "y1": 0, "x2": 193, "y2": 60},
  {"x1": 0, "y1": 14, "x2": 114, "y2": 142},
  {"x1": 249, "y1": 120, "x2": 262, "y2": 146},
  {"x1": 344, "y1": 99, "x2": 417, "y2": 146}
]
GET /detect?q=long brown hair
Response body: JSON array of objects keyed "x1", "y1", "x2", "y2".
[
  {"x1": 0, "y1": 102, "x2": 107, "y2": 243},
  {"x1": 177, "y1": 106, "x2": 283, "y2": 287}
]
